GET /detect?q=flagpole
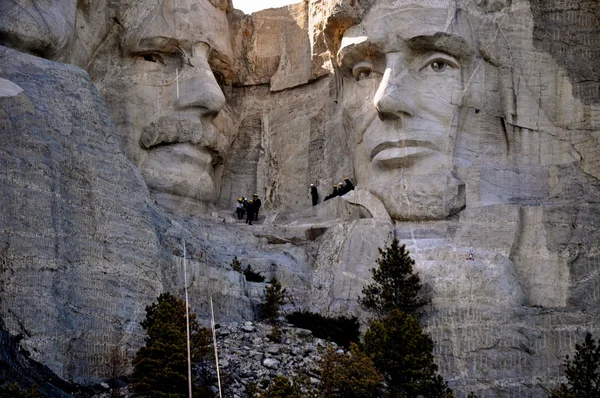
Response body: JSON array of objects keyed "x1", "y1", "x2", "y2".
[
  {"x1": 210, "y1": 296, "x2": 223, "y2": 398},
  {"x1": 183, "y1": 240, "x2": 192, "y2": 398}
]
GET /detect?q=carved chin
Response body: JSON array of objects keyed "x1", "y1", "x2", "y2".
[
  {"x1": 139, "y1": 144, "x2": 216, "y2": 203},
  {"x1": 368, "y1": 172, "x2": 465, "y2": 221}
]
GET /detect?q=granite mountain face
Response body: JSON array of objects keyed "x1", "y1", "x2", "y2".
[{"x1": 1, "y1": 0, "x2": 600, "y2": 395}]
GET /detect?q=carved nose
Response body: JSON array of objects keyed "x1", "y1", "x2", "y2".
[
  {"x1": 177, "y1": 60, "x2": 225, "y2": 117},
  {"x1": 374, "y1": 81, "x2": 417, "y2": 120},
  {"x1": 373, "y1": 59, "x2": 417, "y2": 120}
]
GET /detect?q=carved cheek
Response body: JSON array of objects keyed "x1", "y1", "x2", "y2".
[
  {"x1": 417, "y1": 71, "x2": 463, "y2": 125},
  {"x1": 342, "y1": 77, "x2": 379, "y2": 136}
]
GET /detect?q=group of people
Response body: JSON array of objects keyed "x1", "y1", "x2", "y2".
[
  {"x1": 236, "y1": 194, "x2": 262, "y2": 225},
  {"x1": 324, "y1": 178, "x2": 355, "y2": 201},
  {"x1": 310, "y1": 178, "x2": 355, "y2": 206}
]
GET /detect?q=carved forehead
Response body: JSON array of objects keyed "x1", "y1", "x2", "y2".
[
  {"x1": 121, "y1": 0, "x2": 233, "y2": 61},
  {"x1": 340, "y1": 1, "x2": 474, "y2": 55}
]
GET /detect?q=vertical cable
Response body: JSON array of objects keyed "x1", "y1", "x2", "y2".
[{"x1": 183, "y1": 240, "x2": 192, "y2": 398}]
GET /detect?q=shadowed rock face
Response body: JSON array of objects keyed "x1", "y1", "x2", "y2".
[
  {"x1": 531, "y1": 0, "x2": 600, "y2": 105},
  {"x1": 0, "y1": 0, "x2": 76, "y2": 60},
  {"x1": 1, "y1": 0, "x2": 600, "y2": 396}
]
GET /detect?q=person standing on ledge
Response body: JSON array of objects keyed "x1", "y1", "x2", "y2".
[
  {"x1": 310, "y1": 184, "x2": 319, "y2": 206},
  {"x1": 253, "y1": 194, "x2": 261, "y2": 221},
  {"x1": 246, "y1": 199, "x2": 255, "y2": 225},
  {"x1": 236, "y1": 197, "x2": 245, "y2": 219}
]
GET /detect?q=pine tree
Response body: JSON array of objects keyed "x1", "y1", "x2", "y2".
[
  {"x1": 551, "y1": 332, "x2": 600, "y2": 398},
  {"x1": 359, "y1": 238, "x2": 427, "y2": 317},
  {"x1": 319, "y1": 343, "x2": 384, "y2": 398},
  {"x1": 259, "y1": 277, "x2": 286, "y2": 322},
  {"x1": 231, "y1": 256, "x2": 243, "y2": 273},
  {"x1": 131, "y1": 292, "x2": 213, "y2": 398},
  {"x1": 363, "y1": 310, "x2": 453, "y2": 398},
  {"x1": 0, "y1": 383, "x2": 40, "y2": 398},
  {"x1": 259, "y1": 376, "x2": 300, "y2": 398}
]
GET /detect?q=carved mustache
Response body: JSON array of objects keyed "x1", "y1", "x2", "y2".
[
  {"x1": 370, "y1": 139, "x2": 440, "y2": 161},
  {"x1": 139, "y1": 116, "x2": 228, "y2": 155}
]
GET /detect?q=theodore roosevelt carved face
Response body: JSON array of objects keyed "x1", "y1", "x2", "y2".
[
  {"x1": 0, "y1": 0, "x2": 76, "y2": 59},
  {"x1": 99, "y1": 0, "x2": 234, "y2": 211},
  {"x1": 339, "y1": 1, "x2": 483, "y2": 220}
]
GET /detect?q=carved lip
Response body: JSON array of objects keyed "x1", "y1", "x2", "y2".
[{"x1": 370, "y1": 140, "x2": 439, "y2": 162}]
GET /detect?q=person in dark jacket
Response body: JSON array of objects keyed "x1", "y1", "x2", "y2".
[
  {"x1": 324, "y1": 184, "x2": 338, "y2": 201},
  {"x1": 310, "y1": 184, "x2": 319, "y2": 206},
  {"x1": 246, "y1": 199, "x2": 255, "y2": 225},
  {"x1": 253, "y1": 194, "x2": 261, "y2": 221},
  {"x1": 342, "y1": 177, "x2": 354, "y2": 194}
]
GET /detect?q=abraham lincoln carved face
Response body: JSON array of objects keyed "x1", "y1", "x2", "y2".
[{"x1": 340, "y1": 0, "x2": 484, "y2": 220}]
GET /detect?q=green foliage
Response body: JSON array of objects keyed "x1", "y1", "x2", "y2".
[
  {"x1": 246, "y1": 382, "x2": 260, "y2": 398},
  {"x1": 259, "y1": 277, "x2": 286, "y2": 322},
  {"x1": 231, "y1": 256, "x2": 243, "y2": 273},
  {"x1": 467, "y1": 393, "x2": 479, "y2": 398},
  {"x1": 259, "y1": 376, "x2": 300, "y2": 398},
  {"x1": 551, "y1": 332, "x2": 600, "y2": 398},
  {"x1": 286, "y1": 310, "x2": 360, "y2": 348},
  {"x1": 0, "y1": 383, "x2": 40, "y2": 398},
  {"x1": 363, "y1": 310, "x2": 453, "y2": 398},
  {"x1": 359, "y1": 238, "x2": 427, "y2": 317},
  {"x1": 267, "y1": 325, "x2": 284, "y2": 343},
  {"x1": 131, "y1": 292, "x2": 213, "y2": 398},
  {"x1": 551, "y1": 384, "x2": 574, "y2": 398},
  {"x1": 244, "y1": 264, "x2": 266, "y2": 282},
  {"x1": 318, "y1": 343, "x2": 384, "y2": 398}
]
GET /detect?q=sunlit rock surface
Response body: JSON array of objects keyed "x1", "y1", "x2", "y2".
[{"x1": 1, "y1": 0, "x2": 599, "y2": 396}]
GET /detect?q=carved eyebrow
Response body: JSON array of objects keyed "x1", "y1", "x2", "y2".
[
  {"x1": 135, "y1": 37, "x2": 186, "y2": 53},
  {"x1": 406, "y1": 33, "x2": 473, "y2": 60},
  {"x1": 338, "y1": 41, "x2": 385, "y2": 66}
]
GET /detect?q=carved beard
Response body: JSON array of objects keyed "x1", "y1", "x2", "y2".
[
  {"x1": 366, "y1": 170, "x2": 465, "y2": 220},
  {"x1": 354, "y1": 140, "x2": 465, "y2": 220}
]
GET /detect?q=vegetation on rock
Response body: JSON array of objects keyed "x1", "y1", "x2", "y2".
[
  {"x1": 359, "y1": 238, "x2": 428, "y2": 317},
  {"x1": 131, "y1": 292, "x2": 213, "y2": 397},
  {"x1": 258, "y1": 375, "x2": 301, "y2": 398},
  {"x1": 260, "y1": 277, "x2": 286, "y2": 322},
  {"x1": 231, "y1": 256, "x2": 243, "y2": 273},
  {"x1": 358, "y1": 240, "x2": 453, "y2": 397},
  {"x1": 363, "y1": 310, "x2": 453, "y2": 397},
  {"x1": 244, "y1": 264, "x2": 266, "y2": 282},
  {"x1": 0, "y1": 383, "x2": 39, "y2": 398},
  {"x1": 551, "y1": 332, "x2": 600, "y2": 398},
  {"x1": 318, "y1": 343, "x2": 384, "y2": 397},
  {"x1": 286, "y1": 310, "x2": 359, "y2": 348}
]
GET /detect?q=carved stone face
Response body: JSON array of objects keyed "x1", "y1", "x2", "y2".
[
  {"x1": 102, "y1": 0, "x2": 233, "y2": 210},
  {"x1": 0, "y1": 0, "x2": 76, "y2": 59},
  {"x1": 339, "y1": 1, "x2": 478, "y2": 220}
]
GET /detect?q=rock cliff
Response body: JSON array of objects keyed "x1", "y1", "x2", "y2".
[{"x1": 1, "y1": 0, "x2": 600, "y2": 396}]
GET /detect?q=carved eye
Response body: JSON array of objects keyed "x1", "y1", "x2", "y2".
[
  {"x1": 430, "y1": 61, "x2": 447, "y2": 72},
  {"x1": 352, "y1": 61, "x2": 374, "y2": 81},
  {"x1": 138, "y1": 53, "x2": 165, "y2": 65},
  {"x1": 213, "y1": 71, "x2": 224, "y2": 86},
  {"x1": 420, "y1": 54, "x2": 459, "y2": 73}
]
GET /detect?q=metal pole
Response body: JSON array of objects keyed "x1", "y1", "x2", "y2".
[
  {"x1": 210, "y1": 296, "x2": 223, "y2": 398},
  {"x1": 183, "y1": 241, "x2": 192, "y2": 398},
  {"x1": 176, "y1": 67, "x2": 180, "y2": 100}
]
